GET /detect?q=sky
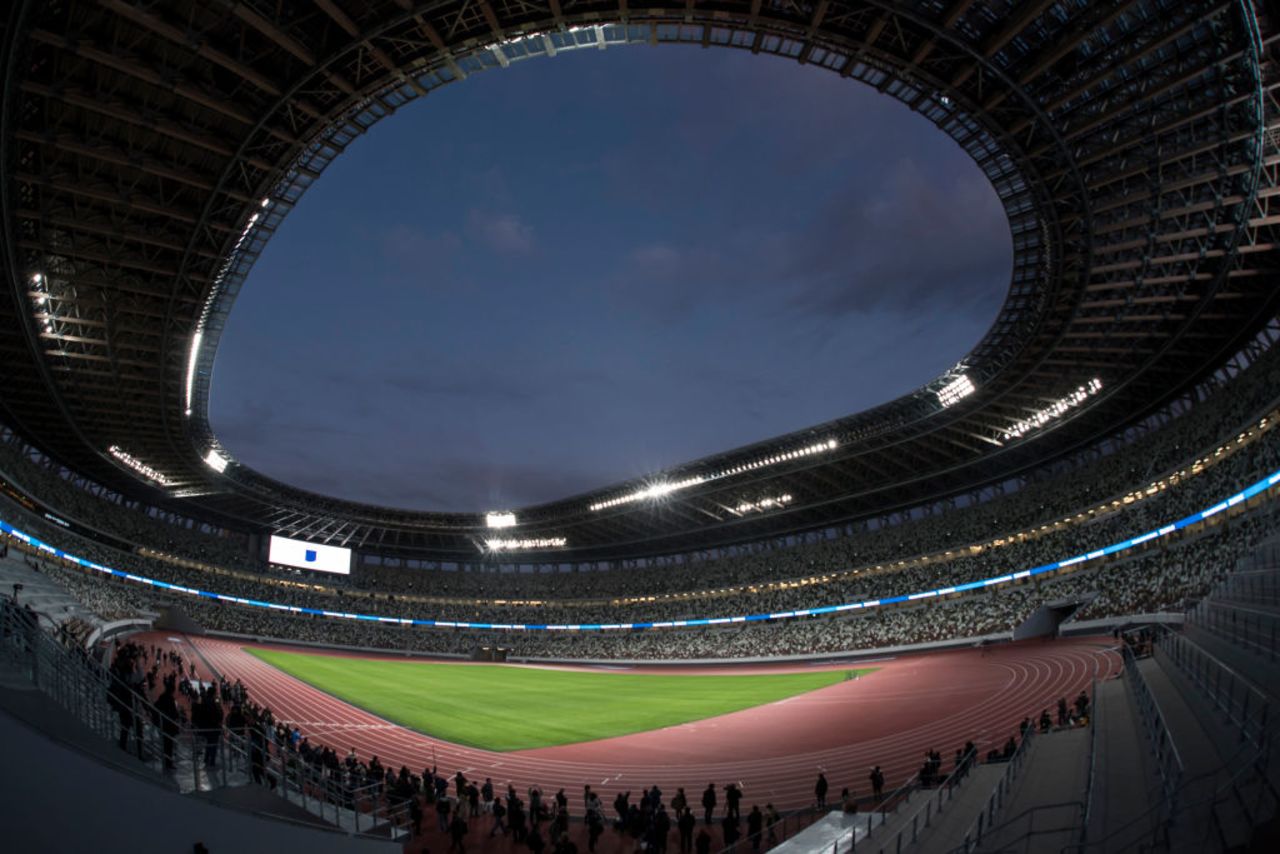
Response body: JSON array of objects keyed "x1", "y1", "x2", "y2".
[{"x1": 209, "y1": 46, "x2": 1012, "y2": 513}]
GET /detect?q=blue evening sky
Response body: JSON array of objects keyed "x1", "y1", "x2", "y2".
[{"x1": 210, "y1": 47, "x2": 1011, "y2": 512}]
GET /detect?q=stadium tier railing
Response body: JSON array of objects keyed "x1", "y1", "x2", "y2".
[
  {"x1": 839, "y1": 758, "x2": 983, "y2": 853},
  {"x1": 1216, "y1": 567, "x2": 1280, "y2": 608},
  {"x1": 1192, "y1": 599, "x2": 1280, "y2": 663},
  {"x1": 1154, "y1": 631, "x2": 1270, "y2": 749},
  {"x1": 0, "y1": 596, "x2": 411, "y2": 841},
  {"x1": 1122, "y1": 640, "x2": 1183, "y2": 843}
]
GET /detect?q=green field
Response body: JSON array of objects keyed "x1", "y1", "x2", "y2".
[{"x1": 249, "y1": 648, "x2": 872, "y2": 751}]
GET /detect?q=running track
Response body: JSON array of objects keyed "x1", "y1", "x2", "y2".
[{"x1": 135, "y1": 632, "x2": 1120, "y2": 811}]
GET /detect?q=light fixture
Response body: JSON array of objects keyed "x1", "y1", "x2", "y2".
[
  {"x1": 107, "y1": 445, "x2": 173, "y2": 486},
  {"x1": 936, "y1": 374, "x2": 976, "y2": 408},
  {"x1": 203, "y1": 449, "x2": 229, "y2": 473},
  {"x1": 731, "y1": 493, "x2": 794, "y2": 516},
  {"x1": 588, "y1": 439, "x2": 837, "y2": 512},
  {"x1": 184, "y1": 329, "x2": 203, "y2": 417},
  {"x1": 1002, "y1": 378, "x2": 1103, "y2": 441},
  {"x1": 485, "y1": 511, "x2": 517, "y2": 529},
  {"x1": 484, "y1": 537, "x2": 567, "y2": 551}
]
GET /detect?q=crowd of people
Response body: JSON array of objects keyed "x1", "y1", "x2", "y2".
[
  {"x1": 0, "y1": 323, "x2": 1276, "y2": 662},
  {"x1": 1, "y1": 320, "x2": 1279, "y2": 614},
  {"x1": 89, "y1": 629, "x2": 1057, "y2": 853}
]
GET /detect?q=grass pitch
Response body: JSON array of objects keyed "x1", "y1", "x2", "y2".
[{"x1": 248, "y1": 647, "x2": 872, "y2": 751}]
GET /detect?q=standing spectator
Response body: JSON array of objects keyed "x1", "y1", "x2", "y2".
[
  {"x1": 815, "y1": 772, "x2": 829, "y2": 809},
  {"x1": 678, "y1": 808, "x2": 696, "y2": 854},
  {"x1": 747, "y1": 805, "x2": 763, "y2": 853},
  {"x1": 702, "y1": 783, "x2": 717, "y2": 825},
  {"x1": 870, "y1": 766, "x2": 884, "y2": 800},
  {"x1": 725, "y1": 783, "x2": 742, "y2": 820},
  {"x1": 490, "y1": 797, "x2": 507, "y2": 836}
]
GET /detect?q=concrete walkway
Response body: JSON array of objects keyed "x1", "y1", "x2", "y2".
[
  {"x1": 975, "y1": 727, "x2": 1089, "y2": 853},
  {"x1": 1086, "y1": 677, "x2": 1162, "y2": 850}
]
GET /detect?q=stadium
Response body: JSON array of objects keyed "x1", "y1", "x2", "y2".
[{"x1": 1, "y1": 0, "x2": 1279, "y2": 852}]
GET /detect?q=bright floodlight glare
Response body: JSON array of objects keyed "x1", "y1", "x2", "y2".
[
  {"x1": 107, "y1": 445, "x2": 173, "y2": 486},
  {"x1": 485, "y1": 511, "x2": 517, "y2": 529},
  {"x1": 184, "y1": 328, "x2": 203, "y2": 417},
  {"x1": 1002, "y1": 378, "x2": 1103, "y2": 441},
  {"x1": 484, "y1": 537, "x2": 567, "y2": 551},
  {"x1": 936, "y1": 374, "x2": 976, "y2": 408},
  {"x1": 588, "y1": 438, "x2": 838, "y2": 512},
  {"x1": 203, "y1": 449, "x2": 229, "y2": 473},
  {"x1": 733, "y1": 493, "x2": 795, "y2": 515}
]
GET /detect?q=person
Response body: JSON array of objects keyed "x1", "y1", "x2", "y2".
[
  {"x1": 672, "y1": 787, "x2": 687, "y2": 814},
  {"x1": 614, "y1": 790, "x2": 630, "y2": 829},
  {"x1": 482, "y1": 777, "x2": 495, "y2": 813},
  {"x1": 409, "y1": 796, "x2": 423, "y2": 836},
  {"x1": 725, "y1": 783, "x2": 742, "y2": 820},
  {"x1": 1075, "y1": 690, "x2": 1090, "y2": 720},
  {"x1": 748, "y1": 805, "x2": 763, "y2": 853},
  {"x1": 678, "y1": 807, "x2": 696, "y2": 854},
  {"x1": 586, "y1": 789, "x2": 605, "y2": 851},
  {"x1": 764, "y1": 803, "x2": 781, "y2": 845},
  {"x1": 1057, "y1": 697, "x2": 1069, "y2": 727},
  {"x1": 722, "y1": 815, "x2": 740, "y2": 848},
  {"x1": 653, "y1": 804, "x2": 671, "y2": 854},
  {"x1": 695, "y1": 828, "x2": 712, "y2": 854},
  {"x1": 870, "y1": 766, "x2": 884, "y2": 800},
  {"x1": 1039, "y1": 709, "x2": 1052, "y2": 733},
  {"x1": 449, "y1": 811, "x2": 468, "y2": 853},
  {"x1": 437, "y1": 794, "x2": 452, "y2": 833},
  {"x1": 154, "y1": 683, "x2": 180, "y2": 770},
  {"x1": 527, "y1": 824, "x2": 545, "y2": 854},
  {"x1": 587, "y1": 800, "x2": 604, "y2": 853},
  {"x1": 510, "y1": 796, "x2": 528, "y2": 843},
  {"x1": 815, "y1": 772, "x2": 828, "y2": 809},
  {"x1": 702, "y1": 783, "x2": 717, "y2": 825},
  {"x1": 491, "y1": 797, "x2": 508, "y2": 836}
]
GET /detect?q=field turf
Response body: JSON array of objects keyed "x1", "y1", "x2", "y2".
[{"x1": 248, "y1": 647, "x2": 872, "y2": 751}]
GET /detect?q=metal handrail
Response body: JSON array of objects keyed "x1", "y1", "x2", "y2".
[
  {"x1": 945, "y1": 722, "x2": 1039, "y2": 853},
  {"x1": 0, "y1": 601, "x2": 410, "y2": 838},
  {"x1": 1155, "y1": 631, "x2": 1270, "y2": 748}
]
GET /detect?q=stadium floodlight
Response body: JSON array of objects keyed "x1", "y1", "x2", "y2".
[
  {"x1": 589, "y1": 476, "x2": 707, "y2": 512},
  {"x1": 203, "y1": 449, "x2": 229, "y2": 473},
  {"x1": 731, "y1": 493, "x2": 794, "y2": 516},
  {"x1": 936, "y1": 374, "x2": 976, "y2": 408},
  {"x1": 107, "y1": 445, "x2": 173, "y2": 486},
  {"x1": 1001, "y1": 378, "x2": 1103, "y2": 441},
  {"x1": 485, "y1": 511, "x2": 517, "y2": 529},
  {"x1": 484, "y1": 537, "x2": 567, "y2": 551},
  {"x1": 184, "y1": 328, "x2": 203, "y2": 417},
  {"x1": 588, "y1": 438, "x2": 838, "y2": 512}
]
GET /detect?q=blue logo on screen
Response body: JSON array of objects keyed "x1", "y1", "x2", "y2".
[{"x1": 305, "y1": 549, "x2": 317, "y2": 563}]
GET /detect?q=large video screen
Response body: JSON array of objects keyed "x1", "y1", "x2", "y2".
[{"x1": 268, "y1": 535, "x2": 352, "y2": 575}]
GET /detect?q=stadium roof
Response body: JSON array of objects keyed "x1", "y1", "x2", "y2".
[{"x1": 1, "y1": 0, "x2": 1278, "y2": 562}]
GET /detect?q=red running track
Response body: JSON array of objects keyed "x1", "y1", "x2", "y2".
[{"x1": 135, "y1": 632, "x2": 1120, "y2": 812}]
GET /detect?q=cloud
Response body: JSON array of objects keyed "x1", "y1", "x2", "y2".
[
  {"x1": 381, "y1": 224, "x2": 461, "y2": 268},
  {"x1": 466, "y1": 209, "x2": 535, "y2": 254},
  {"x1": 775, "y1": 158, "x2": 1012, "y2": 318},
  {"x1": 383, "y1": 369, "x2": 538, "y2": 404}
]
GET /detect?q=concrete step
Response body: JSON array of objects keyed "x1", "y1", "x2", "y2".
[
  {"x1": 972, "y1": 727, "x2": 1090, "y2": 853},
  {"x1": 1086, "y1": 677, "x2": 1163, "y2": 850},
  {"x1": 1137, "y1": 657, "x2": 1252, "y2": 853}
]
